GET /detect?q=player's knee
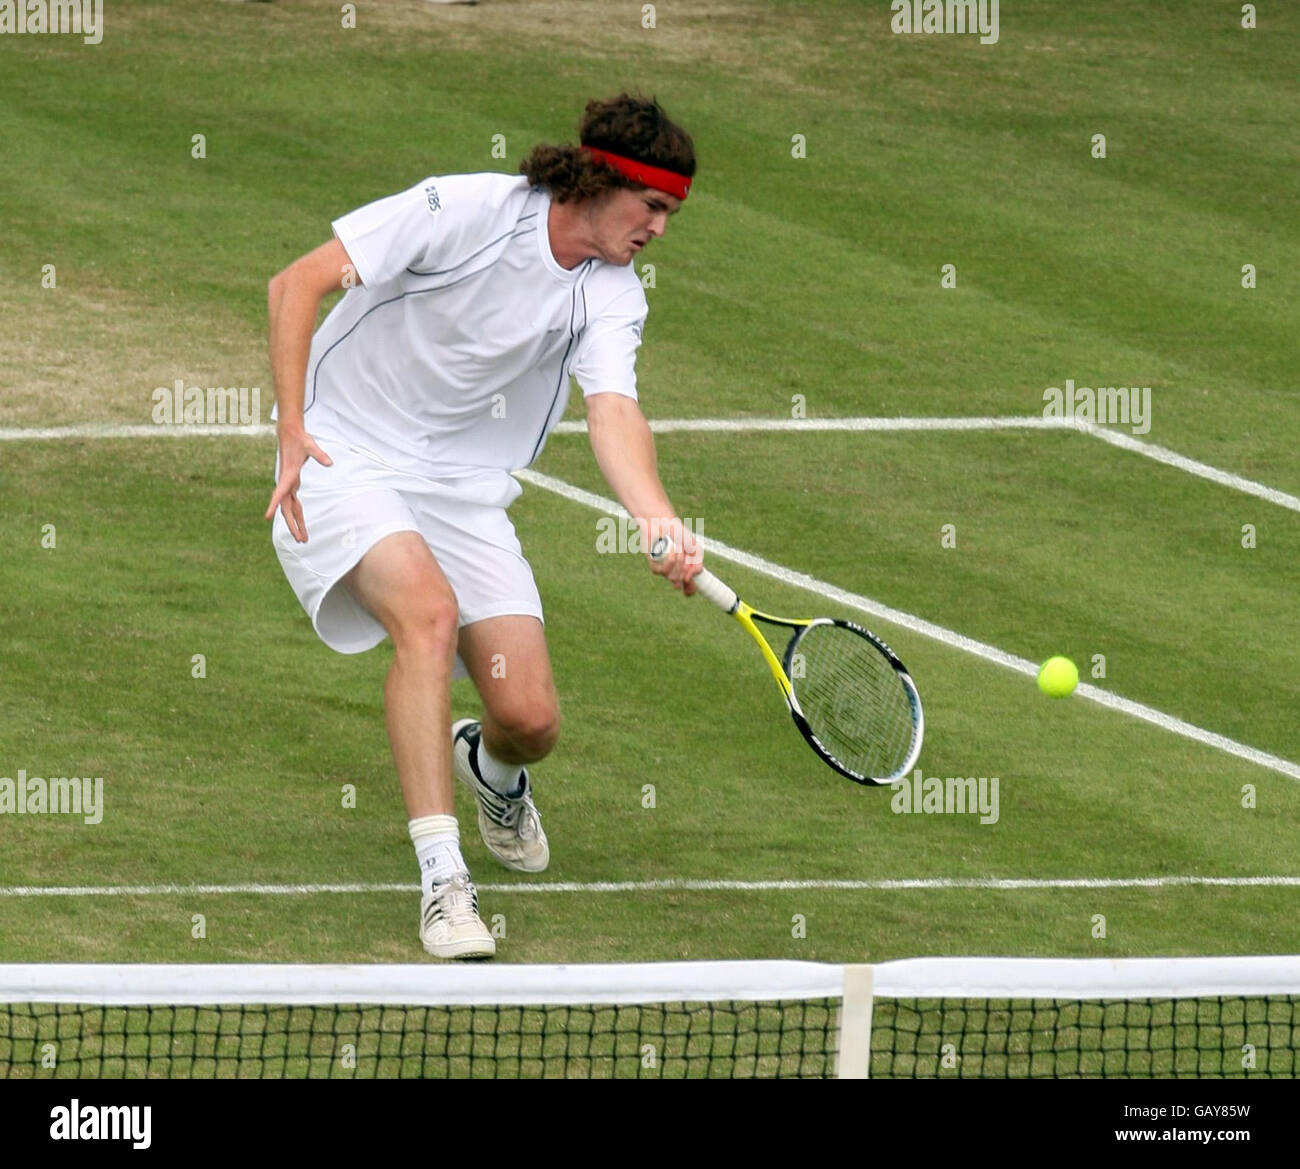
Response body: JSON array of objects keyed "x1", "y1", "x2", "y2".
[
  {"x1": 389, "y1": 594, "x2": 460, "y2": 659},
  {"x1": 498, "y1": 704, "x2": 560, "y2": 759}
]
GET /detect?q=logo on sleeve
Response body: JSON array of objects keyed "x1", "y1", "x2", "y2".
[{"x1": 425, "y1": 183, "x2": 442, "y2": 215}]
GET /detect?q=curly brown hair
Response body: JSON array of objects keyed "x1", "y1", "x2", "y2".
[{"x1": 520, "y1": 93, "x2": 696, "y2": 204}]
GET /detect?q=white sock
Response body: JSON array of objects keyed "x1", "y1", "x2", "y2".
[
  {"x1": 409, "y1": 813, "x2": 466, "y2": 895},
  {"x1": 473, "y1": 737, "x2": 526, "y2": 799}
]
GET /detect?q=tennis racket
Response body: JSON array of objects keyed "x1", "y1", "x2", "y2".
[{"x1": 651, "y1": 537, "x2": 923, "y2": 785}]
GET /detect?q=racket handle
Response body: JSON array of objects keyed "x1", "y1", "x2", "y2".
[{"x1": 648, "y1": 536, "x2": 739, "y2": 614}]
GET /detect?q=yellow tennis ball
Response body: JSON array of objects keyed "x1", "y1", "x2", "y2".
[{"x1": 1037, "y1": 656, "x2": 1078, "y2": 698}]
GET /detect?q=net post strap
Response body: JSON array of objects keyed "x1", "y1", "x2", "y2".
[{"x1": 835, "y1": 964, "x2": 874, "y2": 1079}]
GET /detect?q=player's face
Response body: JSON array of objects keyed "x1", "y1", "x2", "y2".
[{"x1": 590, "y1": 187, "x2": 682, "y2": 266}]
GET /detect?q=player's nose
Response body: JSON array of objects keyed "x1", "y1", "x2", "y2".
[{"x1": 648, "y1": 212, "x2": 668, "y2": 238}]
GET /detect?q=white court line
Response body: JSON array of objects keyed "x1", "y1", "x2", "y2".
[
  {"x1": 552, "y1": 415, "x2": 1072, "y2": 433},
  {"x1": 2, "y1": 877, "x2": 1298, "y2": 897},
  {"x1": 1, "y1": 415, "x2": 1295, "y2": 512},
  {"x1": 0, "y1": 423, "x2": 275, "y2": 440},
  {"x1": 1084, "y1": 426, "x2": 1300, "y2": 513},
  {"x1": 561, "y1": 416, "x2": 1300, "y2": 514},
  {"x1": 518, "y1": 468, "x2": 1300, "y2": 782},
  {"x1": 4, "y1": 417, "x2": 1295, "y2": 777}
]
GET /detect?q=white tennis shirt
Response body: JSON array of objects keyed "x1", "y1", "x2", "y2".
[{"x1": 285, "y1": 172, "x2": 648, "y2": 507}]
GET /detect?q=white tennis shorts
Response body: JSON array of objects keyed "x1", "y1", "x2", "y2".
[{"x1": 271, "y1": 439, "x2": 543, "y2": 660}]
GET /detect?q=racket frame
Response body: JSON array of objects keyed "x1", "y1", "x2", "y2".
[
  {"x1": 778, "y1": 615, "x2": 925, "y2": 786},
  {"x1": 649, "y1": 538, "x2": 924, "y2": 786}
]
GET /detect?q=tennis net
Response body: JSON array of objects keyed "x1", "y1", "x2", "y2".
[{"x1": 2, "y1": 956, "x2": 1297, "y2": 1078}]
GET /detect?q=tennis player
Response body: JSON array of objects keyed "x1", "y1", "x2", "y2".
[{"x1": 265, "y1": 94, "x2": 701, "y2": 959}]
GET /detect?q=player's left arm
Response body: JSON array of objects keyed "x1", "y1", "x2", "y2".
[{"x1": 585, "y1": 391, "x2": 701, "y2": 594}]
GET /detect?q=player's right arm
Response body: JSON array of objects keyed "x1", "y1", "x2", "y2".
[{"x1": 264, "y1": 237, "x2": 357, "y2": 542}]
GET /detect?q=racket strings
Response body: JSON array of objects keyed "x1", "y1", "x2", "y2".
[{"x1": 789, "y1": 623, "x2": 917, "y2": 780}]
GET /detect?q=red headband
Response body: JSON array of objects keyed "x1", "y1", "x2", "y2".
[{"x1": 582, "y1": 146, "x2": 692, "y2": 201}]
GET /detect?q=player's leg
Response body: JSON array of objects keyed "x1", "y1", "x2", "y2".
[
  {"x1": 343, "y1": 531, "x2": 459, "y2": 818},
  {"x1": 460, "y1": 615, "x2": 560, "y2": 765},
  {"x1": 343, "y1": 531, "x2": 495, "y2": 959},
  {"x1": 452, "y1": 615, "x2": 559, "y2": 872}
]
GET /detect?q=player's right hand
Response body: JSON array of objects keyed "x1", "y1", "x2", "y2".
[
  {"x1": 646, "y1": 523, "x2": 703, "y2": 596},
  {"x1": 265, "y1": 428, "x2": 333, "y2": 543}
]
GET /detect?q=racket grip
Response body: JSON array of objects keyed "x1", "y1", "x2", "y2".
[
  {"x1": 648, "y1": 536, "x2": 740, "y2": 614},
  {"x1": 692, "y1": 569, "x2": 740, "y2": 613}
]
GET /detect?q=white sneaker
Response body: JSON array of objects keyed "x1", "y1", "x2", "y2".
[
  {"x1": 453, "y1": 719, "x2": 550, "y2": 873},
  {"x1": 420, "y1": 873, "x2": 495, "y2": 959}
]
